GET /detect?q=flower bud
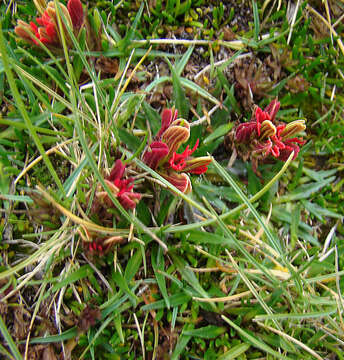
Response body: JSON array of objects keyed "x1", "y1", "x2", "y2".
[{"x1": 280, "y1": 120, "x2": 306, "y2": 140}]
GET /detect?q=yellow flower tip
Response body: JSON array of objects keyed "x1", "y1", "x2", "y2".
[
  {"x1": 280, "y1": 119, "x2": 306, "y2": 140},
  {"x1": 33, "y1": 0, "x2": 47, "y2": 15},
  {"x1": 259, "y1": 120, "x2": 276, "y2": 140},
  {"x1": 14, "y1": 21, "x2": 35, "y2": 43},
  {"x1": 162, "y1": 119, "x2": 191, "y2": 156}
]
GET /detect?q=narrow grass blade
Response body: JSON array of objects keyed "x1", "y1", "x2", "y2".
[
  {"x1": 151, "y1": 246, "x2": 170, "y2": 308},
  {"x1": 183, "y1": 325, "x2": 226, "y2": 339},
  {"x1": 168, "y1": 58, "x2": 190, "y2": 118},
  {"x1": 175, "y1": 45, "x2": 194, "y2": 76},
  {"x1": 211, "y1": 156, "x2": 303, "y2": 295},
  {"x1": 170, "y1": 253, "x2": 217, "y2": 310},
  {"x1": 252, "y1": 0, "x2": 260, "y2": 41},
  {"x1": 0, "y1": 314, "x2": 23, "y2": 360},
  {"x1": 221, "y1": 315, "x2": 293, "y2": 360},
  {"x1": 217, "y1": 342, "x2": 250, "y2": 360},
  {"x1": 24, "y1": 327, "x2": 78, "y2": 344}
]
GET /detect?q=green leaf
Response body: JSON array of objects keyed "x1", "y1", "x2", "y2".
[
  {"x1": 170, "y1": 60, "x2": 190, "y2": 119},
  {"x1": 142, "y1": 101, "x2": 161, "y2": 135},
  {"x1": 124, "y1": 249, "x2": 142, "y2": 283},
  {"x1": 184, "y1": 325, "x2": 226, "y2": 339},
  {"x1": 171, "y1": 324, "x2": 194, "y2": 360},
  {"x1": 175, "y1": 45, "x2": 194, "y2": 76},
  {"x1": 118, "y1": 2, "x2": 144, "y2": 52},
  {"x1": 252, "y1": 0, "x2": 260, "y2": 41},
  {"x1": 113, "y1": 270, "x2": 139, "y2": 306},
  {"x1": 203, "y1": 123, "x2": 233, "y2": 144},
  {"x1": 302, "y1": 200, "x2": 342, "y2": 221},
  {"x1": 222, "y1": 316, "x2": 293, "y2": 360},
  {"x1": 0, "y1": 194, "x2": 33, "y2": 203},
  {"x1": 180, "y1": 77, "x2": 220, "y2": 105},
  {"x1": 170, "y1": 253, "x2": 217, "y2": 310},
  {"x1": 151, "y1": 245, "x2": 170, "y2": 308},
  {"x1": 26, "y1": 327, "x2": 78, "y2": 344},
  {"x1": 277, "y1": 177, "x2": 336, "y2": 203},
  {"x1": 49, "y1": 265, "x2": 93, "y2": 294},
  {"x1": 217, "y1": 343, "x2": 250, "y2": 360},
  {"x1": 0, "y1": 314, "x2": 22, "y2": 360},
  {"x1": 141, "y1": 292, "x2": 190, "y2": 311},
  {"x1": 254, "y1": 308, "x2": 337, "y2": 321}
]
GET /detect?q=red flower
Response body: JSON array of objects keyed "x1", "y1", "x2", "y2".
[
  {"x1": 168, "y1": 140, "x2": 199, "y2": 172},
  {"x1": 142, "y1": 109, "x2": 212, "y2": 193},
  {"x1": 96, "y1": 160, "x2": 141, "y2": 210},
  {"x1": 142, "y1": 141, "x2": 169, "y2": 170},
  {"x1": 15, "y1": 0, "x2": 84, "y2": 47},
  {"x1": 107, "y1": 159, "x2": 142, "y2": 210},
  {"x1": 232, "y1": 99, "x2": 306, "y2": 171},
  {"x1": 67, "y1": 0, "x2": 84, "y2": 29}
]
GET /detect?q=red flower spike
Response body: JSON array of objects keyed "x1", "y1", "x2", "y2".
[
  {"x1": 232, "y1": 99, "x2": 306, "y2": 172},
  {"x1": 161, "y1": 171, "x2": 192, "y2": 193},
  {"x1": 156, "y1": 108, "x2": 178, "y2": 139},
  {"x1": 67, "y1": 0, "x2": 84, "y2": 30},
  {"x1": 183, "y1": 156, "x2": 212, "y2": 174},
  {"x1": 263, "y1": 99, "x2": 280, "y2": 122},
  {"x1": 235, "y1": 122, "x2": 257, "y2": 143},
  {"x1": 255, "y1": 107, "x2": 271, "y2": 137},
  {"x1": 277, "y1": 143, "x2": 300, "y2": 161},
  {"x1": 108, "y1": 159, "x2": 126, "y2": 182},
  {"x1": 271, "y1": 145, "x2": 280, "y2": 158},
  {"x1": 118, "y1": 190, "x2": 142, "y2": 210},
  {"x1": 162, "y1": 119, "x2": 190, "y2": 157},
  {"x1": 188, "y1": 165, "x2": 209, "y2": 175},
  {"x1": 142, "y1": 141, "x2": 169, "y2": 170}
]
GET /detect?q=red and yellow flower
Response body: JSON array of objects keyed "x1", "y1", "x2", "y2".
[
  {"x1": 231, "y1": 99, "x2": 306, "y2": 172},
  {"x1": 95, "y1": 159, "x2": 142, "y2": 211},
  {"x1": 142, "y1": 108, "x2": 212, "y2": 193}
]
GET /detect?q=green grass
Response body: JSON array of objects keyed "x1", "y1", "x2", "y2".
[{"x1": 0, "y1": 0, "x2": 344, "y2": 359}]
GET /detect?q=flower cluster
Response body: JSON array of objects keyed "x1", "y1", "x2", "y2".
[
  {"x1": 81, "y1": 160, "x2": 141, "y2": 255},
  {"x1": 15, "y1": 0, "x2": 84, "y2": 47},
  {"x1": 95, "y1": 159, "x2": 142, "y2": 211},
  {"x1": 231, "y1": 99, "x2": 306, "y2": 171},
  {"x1": 142, "y1": 108, "x2": 212, "y2": 193}
]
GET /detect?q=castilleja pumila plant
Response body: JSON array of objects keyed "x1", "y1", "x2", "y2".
[
  {"x1": 142, "y1": 108, "x2": 212, "y2": 193},
  {"x1": 94, "y1": 159, "x2": 142, "y2": 212},
  {"x1": 15, "y1": 0, "x2": 84, "y2": 48},
  {"x1": 82, "y1": 160, "x2": 141, "y2": 255},
  {"x1": 229, "y1": 99, "x2": 306, "y2": 172}
]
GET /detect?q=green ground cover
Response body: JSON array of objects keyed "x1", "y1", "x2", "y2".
[{"x1": 0, "y1": 0, "x2": 344, "y2": 358}]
